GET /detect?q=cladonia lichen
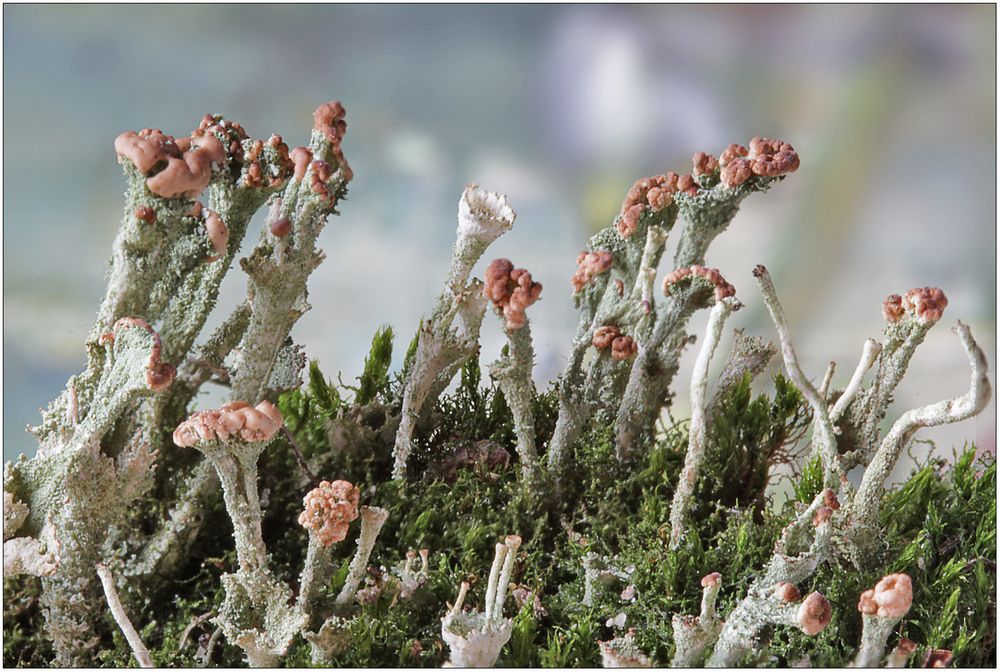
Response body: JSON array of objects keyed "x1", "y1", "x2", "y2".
[{"x1": 4, "y1": 115, "x2": 992, "y2": 669}]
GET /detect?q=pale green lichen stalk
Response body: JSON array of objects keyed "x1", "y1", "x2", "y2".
[
  {"x1": 392, "y1": 185, "x2": 512, "y2": 479},
  {"x1": 484, "y1": 257, "x2": 544, "y2": 489}
]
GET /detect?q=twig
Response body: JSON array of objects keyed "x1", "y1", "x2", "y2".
[
  {"x1": 200, "y1": 626, "x2": 222, "y2": 667},
  {"x1": 178, "y1": 610, "x2": 216, "y2": 652},
  {"x1": 96, "y1": 563, "x2": 154, "y2": 668},
  {"x1": 281, "y1": 426, "x2": 320, "y2": 485},
  {"x1": 189, "y1": 358, "x2": 231, "y2": 383}
]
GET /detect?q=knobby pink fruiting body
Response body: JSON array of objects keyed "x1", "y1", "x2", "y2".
[
  {"x1": 114, "y1": 129, "x2": 226, "y2": 199},
  {"x1": 883, "y1": 287, "x2": 948, "y2": 323},
  {"x1": 617, "y1": 173, "x2": 686, "y2": 239},
  {"x1": 858, "y1": 573, "x2": 913, "y2": 618},
  {"x1": 484, "y1": 258, "x2": 543, "y2": 331},
  {"x1": 592, "y1": 325, "x2": 621, "y2": 350},
  {"x1": 662, "y1": 265, "x2": 736, "y2": 301},
  {"x1": 313, "y1": 101, "x2": 353, "y2": 182},
  {"x1": 717, "y1": 137, "x2": 799, "y2": 187},
  {"x1": 572, "y1": 250, "x2": 613, "y2": 292},
  {"x1": 298, "y1": 480, "x2": 361, "y2": 547},
  {"x1": 611, "y1": 335, "x2": 638, "y2": 361},
  {"x1": 773, "y1": 582, "x2": 801, "y2": 603},
  {"x1": 692, "y1": 151, "x2": 720, "y2": 176},
  {"x1": 797, "y1": 592, "x2": 833, "y2": 636},
  {"x1": 172, "y1": 401, "x2": 284, "y2": 447}
]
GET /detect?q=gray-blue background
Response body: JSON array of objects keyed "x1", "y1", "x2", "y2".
[{"x1": 4, "y1": 5, "x2": 995, "y2": 474}]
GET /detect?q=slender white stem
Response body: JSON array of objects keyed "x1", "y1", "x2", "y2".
[
  {"x1": 753, "y1": 265, "x2": 842, "y2": 485},
  {"x1": 830, "y1": 338, "x2": 882, "y2": 423},
  {"x1": 669, "y1": 298, "x2": 738, "y2": 548},
  {"x1": 632, "y1": 224, "x2": 668, "y2": 303},
  {"x1": 851, "y1": 614, "x2": 901, "y2": 668},
  {"x1": 818, "y1": 361, "x2": 836, "y2": 401},
  {"x1": 493, "y1": 535, "x2": 521, "y2": 619},
  {"x1": 483, "y1": 543, "x2": 507, "y2": 621},
  {"x1": 335, "y1": 506, "x2": 389, "y2": 605},
  {"x1": 96, "y1": 563, "x2": 154, "y2": 668},
  {"x1": 700, "y1": 581, "x2": 722, "y2": 622},
  {"x1": 451, "y1": 581, "x2": 470, "y2": 616}
]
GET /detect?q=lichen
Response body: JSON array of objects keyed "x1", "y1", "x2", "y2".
[{"x1": 4, "y1": 113, "x2": 993, "y2": 668}]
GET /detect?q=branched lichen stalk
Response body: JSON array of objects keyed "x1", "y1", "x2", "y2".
[
  {"x1": 851, "y1": 322, "x2": 990, "y2": 528},
  {"x1": 393, "y1": 185, "x2": 513, "y2": 478},
  {"x1": 706, "y1": 491, "x2": 835, "y2": 667},
  {"x1": 229, "y1": 106, "x2": 352, "y2": 403}
]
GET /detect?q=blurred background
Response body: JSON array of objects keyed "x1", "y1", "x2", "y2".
[{"x1": 4, "y1": 5, "x2": 995, "y2": 483}]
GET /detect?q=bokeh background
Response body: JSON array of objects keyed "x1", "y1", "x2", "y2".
[{"x1": 4, "y1": 5, "x2": 996, "y2": 483}]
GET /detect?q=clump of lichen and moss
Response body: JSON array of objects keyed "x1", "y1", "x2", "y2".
[
  {"x1": 2, "y1": 111, "x2": 992, "y2": 667},
  {"x1": 5, "y1": 326, "x2": 994, "y2": 667}
]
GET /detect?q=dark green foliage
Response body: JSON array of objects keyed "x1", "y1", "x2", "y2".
[
  {"x1": 698, "y1": 372, "x2": 811, "y2": 516},
  {"x1": 3, "y1": 577, "x2": 54, "y2": 667},
  {"x1": 4, "y1": 339, "x2": 994, "y2": 668},
  {"x1": 355, "y1": 325, "x2": 394, "y2": 406}
]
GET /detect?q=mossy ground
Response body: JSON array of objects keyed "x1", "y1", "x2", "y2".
[{"x1": 4, "y1": 327, "x2": 995, "y2": 667}]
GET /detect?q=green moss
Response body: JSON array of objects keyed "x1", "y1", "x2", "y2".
[{"x1": 5, "y1": 343, "x2": 994, "y2": 667}]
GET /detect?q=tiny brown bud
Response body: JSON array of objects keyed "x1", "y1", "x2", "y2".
[
  {"x1": 700, "y1": 572, "x2": 721, "y2": 588},
  {"x1": 773, "y1": 581, "x2": 801, "y2": 603},
  {"x1": 271, "y1": 217, "x2": 292, "y2": 238},
  {"x1": 813, "y1": 506, "x2": 834, "y2": 526},
  {"x1": 797, "y1": 592, "x2": 832, "y2": 636},
  {"x1": 134, "y1": 205, "x2": 157, "y2": 224},
  {"x1": 822, "y1": 488, "x2": 841, "y2": 511}
]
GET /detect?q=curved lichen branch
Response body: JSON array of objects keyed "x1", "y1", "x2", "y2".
[
  {"x1": 669, "y1": 296, "x2": 740, "y2": 549},
  {"x1": 96, "y1": 563, "x2": 154, "y2": 668},
  {"x1": 851, "y1": 321, "x2": 991, "y2": 527},
  {"x1": 752, "y1": 264, "x2": 843, "y2": 486},
  {"x1": 829, "y1": 338, "x2": 882, "y2": 423}
]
